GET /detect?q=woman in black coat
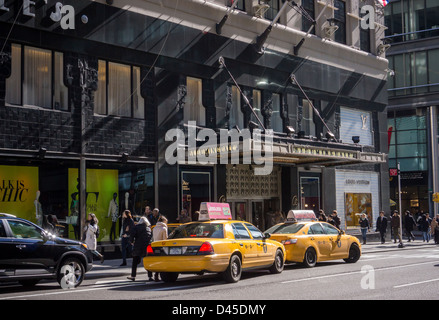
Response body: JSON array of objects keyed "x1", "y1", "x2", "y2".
[{"x1": 127, "y1": 216, "x2": 152, "y2": 281}]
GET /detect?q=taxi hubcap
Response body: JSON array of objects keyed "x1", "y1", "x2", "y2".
[{"x1": 232, "y1": 262, "x2": 239, "y2": 277}]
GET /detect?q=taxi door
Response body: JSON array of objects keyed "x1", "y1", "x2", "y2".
[
  {"x1": 231, "y1": 223, "x2": 258, "y2": 268},
  {"x1": 243, "y1": 223, "x2": 273, "y2": 265},
  {"x1": 307, "y1": 223, "x2": 331, "y2": 259},
  {"x1": 321, "y1": 223, "x2": 350, "y2": 258}
]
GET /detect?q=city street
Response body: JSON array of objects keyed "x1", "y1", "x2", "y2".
[{"x1": 1, "y1": 242, "x2": 438, "y2": 302}]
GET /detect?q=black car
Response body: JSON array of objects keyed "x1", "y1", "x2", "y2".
[{"x1": 0, "y1": 214, "x2": 93, "y2": 288}]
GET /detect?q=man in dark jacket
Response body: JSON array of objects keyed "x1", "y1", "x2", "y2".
[
  {"x1": 391, "y1": 210, "x2": 403, "y2": 245},
  {"x1": 127, "y1": 217, "x2": 152, "y2": 281},
  {"x1": 376, "y1": 211, "x2": 388, "y2": 244},
  {"x1": 404, "y1": 210, "x2": 417, "y2": 242}
]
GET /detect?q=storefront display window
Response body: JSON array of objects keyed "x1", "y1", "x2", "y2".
[
  {"x1": 0, "y1": 161, "x2": 155, "y2": 242},
  {"x1": 345, "y1": 193, "x2": 372, "y2": 227}
]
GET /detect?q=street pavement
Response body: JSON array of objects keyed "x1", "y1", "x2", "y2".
[{"x1": 87, "y1": 240, "x2": 438, "y2": 280}]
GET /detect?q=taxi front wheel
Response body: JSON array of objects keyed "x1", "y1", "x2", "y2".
[
  {"x1": 269, "y1": 249, "x2": 284, "y2": 274},
  {"x1": 343, "y1": 244, "x2": 361, "y2": 263},
  {"x1": 223, "y1": 254, "x2": 242, "y2": 283}
]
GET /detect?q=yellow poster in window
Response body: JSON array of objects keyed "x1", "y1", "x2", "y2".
[
  {"x1": 68, "y1": 168, "x2": 119, "y2": 241},
  {"x1": 0, "y1": 165, "x2": 39, "y2": 223}
]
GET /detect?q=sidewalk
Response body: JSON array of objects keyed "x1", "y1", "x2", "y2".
[{"x1": 87, "y1": 240, "x2": 438, "y2": 280}]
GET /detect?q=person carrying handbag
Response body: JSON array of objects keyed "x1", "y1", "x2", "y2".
[{"x1": 83, "y1": 213, "x2": 104, "y2": 264}]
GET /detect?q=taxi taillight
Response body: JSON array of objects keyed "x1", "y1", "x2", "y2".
[
  {"x1": 197, "y1": 242, "x2": 214, "y2": 255},
  {"x1": 147, "y1": 244, "x2": 154, "y2": 256},
  {"x1": 282, "y1": 239, "x2": 298, "y2": 245}
]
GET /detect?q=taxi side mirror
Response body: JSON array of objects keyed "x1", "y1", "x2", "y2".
[{"x1": 263, "y1": 233, "x2": 271, "y2": 239}]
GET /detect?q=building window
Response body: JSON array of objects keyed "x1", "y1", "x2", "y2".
[
  {"x1": 5, "y1": 44, "x2": 21, "y2": 106},
  {"x1": 261, "y1": 0, "x2": 280, "y2": 21},
  {"x1": 333, "y1": 0, "x2": 346, "y2": 45},
  {"x1": 301, "y1": 0, "x2": 315, "y2": 34},
  {"x1": 94, "y1": 60, "x2": 145, "y2": 119},
  {"x1": 301, "y1": 98, "x2": 316, "y2": 137},
  {"x1": 229, "y1": 85, "x2": 243, "y2": 130},
  {"x1": 95, "y1": 60, "x2": 107, "y2": 115},
  {"x1": 251, "y1": 89, "x2": 263, "y2": 127},
  {"x1": 6, "y1": 45, "x2": 68, "y2": 110},
  {"x1": 185, "y1": 77, "x2": 205, "y2": 126},
  {"x1": 227, "y1": 0, "x2": 245, "y2": 11},
  {"x1": 388, "y1": 111, "x2": 428, "y2": 172},
  {"x1": 271, "y1": 93, "x2": 283, "y2": 133},
  {"x1": 385, "y1": 0, "x2": 439, "y2": 42},
  {"x1": 388, "y1": 49, "x2": 439, "y2": 96}
]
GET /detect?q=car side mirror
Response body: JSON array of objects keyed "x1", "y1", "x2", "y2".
[{"x1": 263, "y1": 232, "x2": 271, "y2": 239}]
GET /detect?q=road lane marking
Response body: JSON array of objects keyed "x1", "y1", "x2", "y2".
[
  {"x1": 281, "y1": 261, "x2": 436, "y2": 284},
  {"x1": 393, "y1": 278, "x2": 439, "y2": 289},
  {"x1": 0, "y1": 281, "x2": 145, "y2": 300}
]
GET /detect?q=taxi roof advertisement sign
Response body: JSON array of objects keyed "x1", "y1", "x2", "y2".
[
  {"x1": 287, "y1": 210, "x2": 317, "y2": 222},
  {"x1": 199, "y1": 202, "x2": 232, "y2": 221}
]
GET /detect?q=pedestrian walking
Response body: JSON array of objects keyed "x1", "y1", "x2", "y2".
[
  {"x1": 376, "y1": 211, "x2": 388, "y2": 244},
  {"x1": 127, "y1": 216, "x2": 152, "y2": 281},
  {"x1": 419, "y1": 213, "x2": 432, "y2": 242},
  {"x1": 391, "y1": 210, "x2": 403, "y2": 245},
  {"x1": 359, "y1": 213, "x2": 369, "y2": 245},
  {"x1": 120, "y1": 210, "x2": 135, "y2": 266},
  {"x1": 83, "y1": 213, "x2": 104, "y2": 263},
  {"x1": 150, "y1": 215, "x2": 168, "y2": 281},
  {"x1": 431, "y1": 216, "x2": 439, "y2": 244},
  {"x1": 404, "y1": 210, "x2": 416, "y2": 242}
]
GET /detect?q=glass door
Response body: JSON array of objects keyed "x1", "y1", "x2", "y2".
[{"x1": 251, "y1": 201, "x2": 264, "y2": 231}]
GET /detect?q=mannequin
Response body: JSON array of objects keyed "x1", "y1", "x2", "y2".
[
  {"x1": 107, "y1": 193, "x2": 119, "y2": 243},
  {"x1": 34, "y1": 191, "x2": 43, "y2": 226},
  {"x1": 125, "y1": 192, "x2": 129, "y2": 210}
]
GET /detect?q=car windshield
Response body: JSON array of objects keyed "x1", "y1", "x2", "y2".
[
  {"x1": 265, "y1": 223, "x2": 305, "y2": 235},
  {"x1": 169, "y1": 223, "x2": 224, "y2": 239}
]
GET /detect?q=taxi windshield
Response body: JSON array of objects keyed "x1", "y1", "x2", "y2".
[
  {"x1": 265, "y1": 223, "x2": 305, "y2": 234},
  {"x1": 169, "y1": 223, "x2": 225, "y2": 239}
]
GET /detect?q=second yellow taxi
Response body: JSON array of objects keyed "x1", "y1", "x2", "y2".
[
  {"x1": 265, "y1": 210, "x2": 361, "y2": 267},
  {"x1": 143, "y1": 203, "x2": 286, "y2": 283}
]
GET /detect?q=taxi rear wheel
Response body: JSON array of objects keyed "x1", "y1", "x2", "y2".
[
  {"x1": 269, "y1": 249, "x2": 284, "y2": 274},
  {"x1": 160, "y1": 272, "x2": 179, "y2": 283},
  {"x1": 223, "y1": 254, "x2": 242, "y2": 283},
  {"x1": 303, "y1": 247, "x2": 317, "y2": 268},
  {"x1": 344, "y1": 244, "x2": 361, "y2": 263}
]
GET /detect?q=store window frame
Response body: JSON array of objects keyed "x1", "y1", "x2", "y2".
[
  {"x1": 94, "y1": 60, "x2": 145, "y2": 119},
  {"x1": 261, "y1": 0, "x2": 280, "y2": 21},
  {"x1": 301, "y1": 0, "x2": 315, "y2": 34},
  {"x1": 333, "y1": 0, "x2": 346, "y2": 45},
  {"x1": 226, "y1": 0, "x2": 245, "y2": 12},
  {"x1": 5, "y1": 43, "x2": 69, "y2": 111}
]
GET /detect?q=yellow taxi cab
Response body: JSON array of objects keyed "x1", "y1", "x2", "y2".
[
  {"x1": 265, "y1": 210, "x2": 361, "y2": 268},
  {"x1": 143, "y1": 203, "x2": 286, "y2": 283}
]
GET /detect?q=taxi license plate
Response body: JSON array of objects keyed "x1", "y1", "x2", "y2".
[{"x1": 169, "y1": 247, "x2": 182, "y2": 255}]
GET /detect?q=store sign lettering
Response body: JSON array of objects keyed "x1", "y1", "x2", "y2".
[
  {"x1": 0, "y1": 1, "x2": 76, "y2": 30},
  {"x1": 0, "y1": 180, "x2": 29, "y2": 202}
]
